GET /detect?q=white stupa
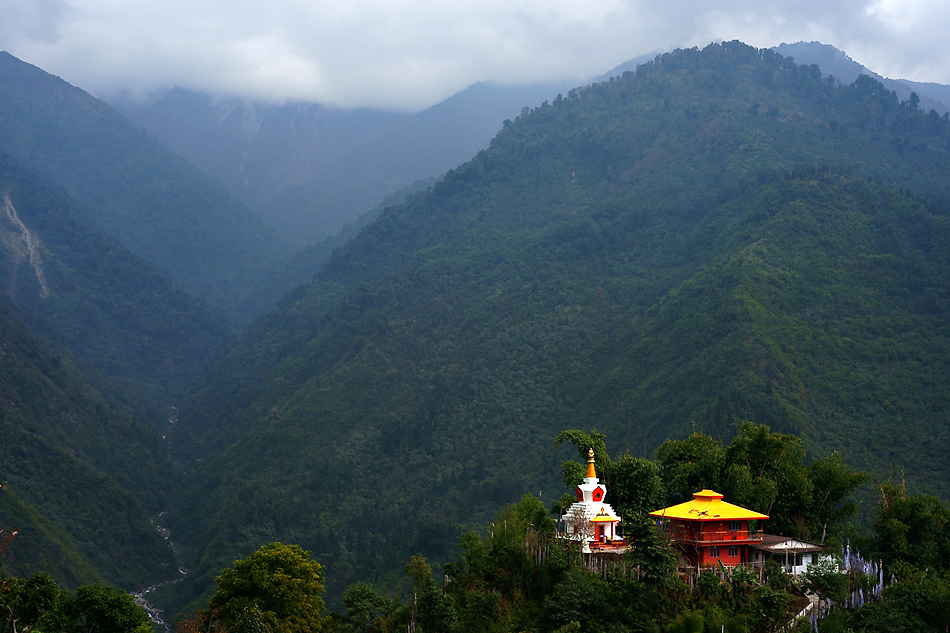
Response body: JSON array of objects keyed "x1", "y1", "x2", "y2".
[{"x1": 561, "y1": 448, "x2": 622, "y2": 551}]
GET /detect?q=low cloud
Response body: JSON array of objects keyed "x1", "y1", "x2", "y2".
[{"x1": 1, "y1": 0, "x2": 948, "y2": 111}]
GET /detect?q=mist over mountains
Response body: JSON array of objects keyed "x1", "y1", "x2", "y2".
[
  {"x1": 1, "y1": 39, "x2": 950, "y2": 623},
  {"x1": 110, "y1": 80, "x2": 578, "y2": 249},
  {"x1": 109, "y1": 42, "x2": 950, "y2": 256},
  {"x1": 0, "y1": 52, "x2": 289, "y2": 322}
]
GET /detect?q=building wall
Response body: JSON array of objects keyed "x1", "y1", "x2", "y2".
[{"x1": 701, "y1": 543, "x2": 744, "y2": 566}]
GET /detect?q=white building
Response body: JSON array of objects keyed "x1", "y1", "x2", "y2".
[
  {"x1": 560, "y1": 448, "x2": 623, "y2": 552},
  {"x1": 750, "y1": 535, "x2": 824, "y2": 575}
]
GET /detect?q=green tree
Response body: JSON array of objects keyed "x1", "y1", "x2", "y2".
[
  {"x1": 867, "y1": 573, "x2": 950, "y2": 630},
  {"x1": 656, "y1": 434, "x2": 724, "y2": 504},
  {"x1": 339, "y1": 582, "x2": 401, "y2": 633},
  {"x1": 555, "y1": 429, "x2": 611, "y2": 490},
  {"x1": 404, "y1": 556, "x2": 456, "y2": 633},
  {"x1": 656, "y1": 424, "x2": 864, "y2": 541},
  {"x1": 625, "y1": 517, "x2": 677, "y2": 590},
  {"x1": 611, "y1": 455, "x2": 666, "y2": 520},
  {"x1": 801, "y1": 556, "x2": 847, "y2": 606},
  {"x1": 0, "y1": 573, "x2": 58, "y2": 633},
  {"x1": 721, "y1": 423, "x2": 812, "y2": 538},
  {"x1": 872, "y1": 481, "x2": 950, "y2": 573},
  {"x1": 541, "y1": 570, "x2": 611, "y2": 632},
  {"x1": 555, "y1": 430, "x2": 611, "y2": 471},
  {"x1": 209, "y1": 543, "x2": 326, "y2": 633},
  {"x1": 664, "y1": 612, "x2": 703, "y2": 633},
  {"x1": 51, "y1": 582, "x2": 151, "y2": 633},
  {"x1": 807, "y1": 452, "x2": 867, "y2": 541}
]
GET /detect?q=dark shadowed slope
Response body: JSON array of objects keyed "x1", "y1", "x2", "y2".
[
  {"x1": 0, "y1": 150, "x2": 230, "y2": 425},
  {"x1": 0, "y1": 302, "x2": 176, "y2": 589}
]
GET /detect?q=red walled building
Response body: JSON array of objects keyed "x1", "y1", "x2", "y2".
[{"x1": 649, "y1": 490, "x2": 768, "y2": 568}]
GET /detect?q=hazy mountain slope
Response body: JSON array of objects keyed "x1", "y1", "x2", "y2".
[
  {"x1": 161, "y1": 42, "x2": 950, "y2": 612},
  {"x1": 112, "y1": 81, "x2": 574, "y2": 248},
  {"x1": 0, "y1": 303, "x2": 175, "y2": 588},
  {"x1": 238, "y1": 176, "x2": 438, "y2": 318},
  {"x1": 900, "y1": 80, "x2": 950, "y2": 112},
  {"x1": 775, "y1": 41, "x2": 950, "y2": 114},
  {"x1": 0, "y1": 52, "x2": 288, "y2": 319},
  {"x1": 0, "y1": 151, "x2": 230, "y2": 425},
  {"x1": 111, "y1": 89, "x2": 406, "y2": 223}
]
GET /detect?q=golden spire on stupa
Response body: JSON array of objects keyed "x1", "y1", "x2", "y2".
[{"x1": 586, "y1": 447, "x2": 597, "y2": 479}]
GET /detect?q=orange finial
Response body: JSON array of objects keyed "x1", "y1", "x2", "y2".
[{"x1": 586, "y1": 448, "x2": 597, "y2": 479}]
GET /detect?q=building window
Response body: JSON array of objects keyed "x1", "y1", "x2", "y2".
[
  {"x1": 729, "y1": 520, "x2": 742, "y2": 531},
  {"x1": 710, "y1": 547, "x2": 720, "y2": 557},
  {"x1": 728, "y1": 546, "x2": 738, "y2": 558}
]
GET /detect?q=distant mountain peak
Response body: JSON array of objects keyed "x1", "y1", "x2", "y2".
[{"x1": 774, "y1": 40, "x2": 950, "y2": 113}]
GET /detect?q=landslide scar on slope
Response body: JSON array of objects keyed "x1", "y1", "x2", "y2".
[{"x1": 1, "y1": 194, "x2": 49, "y2": 299}]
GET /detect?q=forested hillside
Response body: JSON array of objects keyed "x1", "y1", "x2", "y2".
[
  {"x1": 0, "y1": 150, "x2": 240, "y2": 589},
  {"x1": 0, "y1": 52, "x2": 288, "y2": 320},
  {"x1": 112, "y1": 81, "x2": 574, "y2": 249},
  {"x1": 774, "y1": 42, "x2": 950, "y2": 114},
  {"x1": 160, "y1": 41, "x2": 950, "y2": 613},
  {"x1": 0, "y1": 151, "x2": 230, "y2": 425},
  {"x1": 0, "y1": 304, "x2": 175, "y2": 588}
]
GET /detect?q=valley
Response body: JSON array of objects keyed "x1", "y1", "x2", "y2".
[{"x1": 1, "y1": 39, "x2": 949, "y2": 632}]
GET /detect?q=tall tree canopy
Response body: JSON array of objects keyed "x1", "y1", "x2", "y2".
[{"x1": 209, "y1": 543, "x2": 326, "y2": 633}]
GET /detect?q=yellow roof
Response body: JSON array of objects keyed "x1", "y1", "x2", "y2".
[{"x1": 649, "y1": 490, "x2": 769, "y2": 521}]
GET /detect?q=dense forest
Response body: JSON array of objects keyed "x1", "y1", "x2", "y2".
[
  {"x1": 6, "y1": 426, "x2": 949, "y2": 632},
  {"x1": 2, "y1": 38, "x2": 950, "y2": 631},
  {"x1": 0, "y1": 151, "x2": 230, "y2": 424},
  {"x1": 154, "y1": 41, "x2": 950, "y2": 614},
  {"x1": 0, "y1": 152, "x2": 233, "y2": 589},
  {"x1": 0, "y1": 52, "x2": 289, "y2": 320},
  {"x1": 0, "y1": 303, "x2": 175, "y2": 587}
]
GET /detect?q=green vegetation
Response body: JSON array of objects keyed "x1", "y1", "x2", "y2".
[
  {"x1": 7, "y1": 425, "x2": 947, "y2": 632},
  {"x1": 165, "y1": 428, "x2": 944, "y2": 632},
  {"x1": 210, "y1": 543, "x2": 326, "y2": 633},
  {"x1": 556, "y1": 425, "x2": 866, "y2": 543},
  {"x1": 3, "y1": 37, "x2": 950, "y2": 631},
  {"x1": 0, "y1": 150, "x2": 230, "y2": 426},
  {"x1": 1, "y1": 574, "x2": 151, "y2": 633},
  {"x1": 163, "y1": 42, "x2": 950, "y2": 614},
  {"x1": 0, "y1": 52, "x2": 289, "y2": 319},
  {"x1": 175, "y1": 543, "x2": 328, "y2": 633},
  {"x1": 0, "y1": 304, "x2": 175, "y2": 587}
]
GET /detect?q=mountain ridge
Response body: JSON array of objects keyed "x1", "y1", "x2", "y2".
[
  {"x1": 0, "y1": 51, "x2": 289, "y2": 321},
  {"x1": 774, "y1": 41, "x2": 950, "y2": 114},
  {"x1": 160, "y1": 42, "x2": 950, "y2": 613},
  {"x1": 111, "y1": 80, "x2": 580, "y2": 249}
]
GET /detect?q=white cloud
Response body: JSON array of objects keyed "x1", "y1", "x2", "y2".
[{"x1": 1, "y1": 0, "x2": 948, "y2": 110}]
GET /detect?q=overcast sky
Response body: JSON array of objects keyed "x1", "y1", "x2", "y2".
[{"x1": 1, "y1": 0, "x2": 948, "y2": 111}]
